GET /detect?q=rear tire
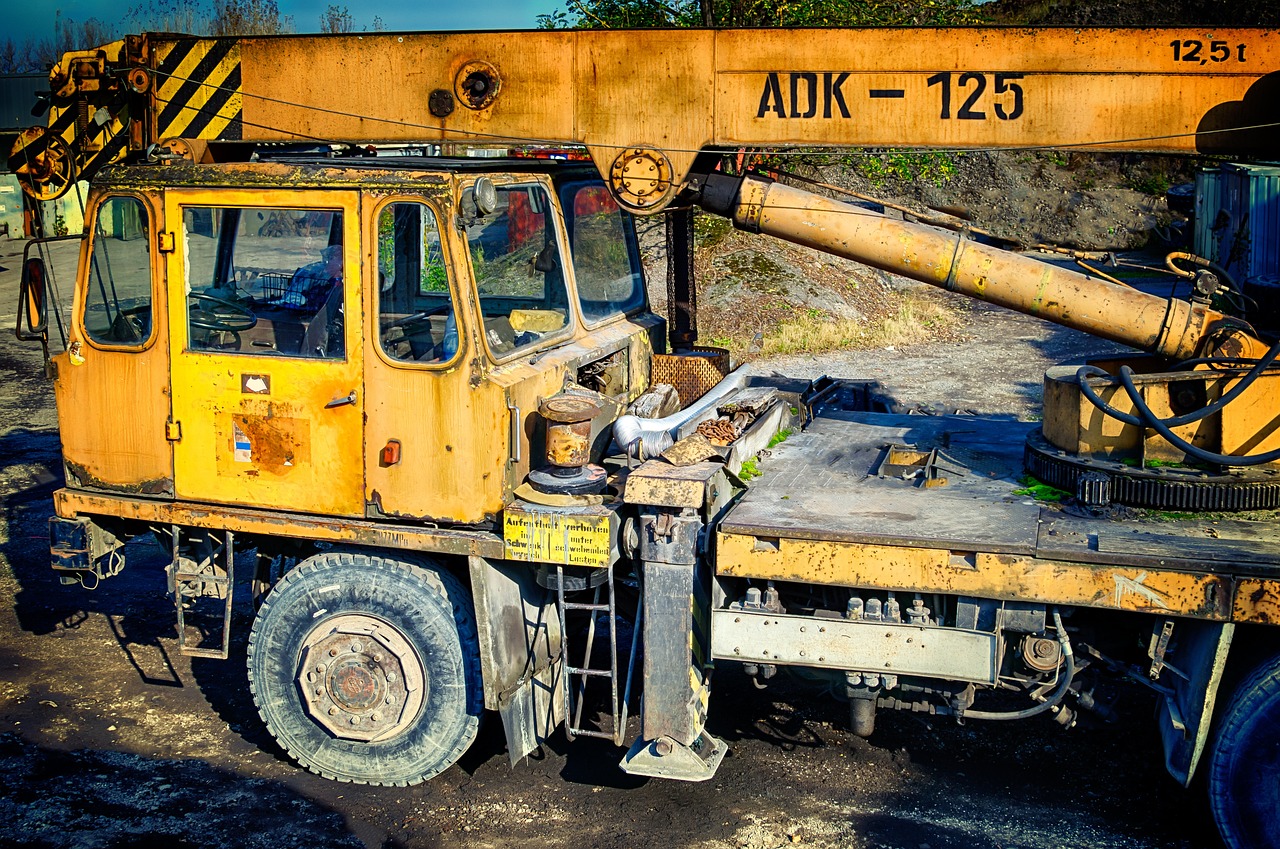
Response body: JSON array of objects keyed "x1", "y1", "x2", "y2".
[
  {"x1": 247, "y1": 551, "x2": 481, "y2": 785},
  {"x1": 1208, "y1": 652, "x2": 1280, "y2": 849}
]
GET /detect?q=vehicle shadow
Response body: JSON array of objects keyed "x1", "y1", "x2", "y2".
[{"x1": 0, "y1": 732, "x2": 394, "y2": 849}]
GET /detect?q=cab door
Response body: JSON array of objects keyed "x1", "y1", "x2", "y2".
[{"x1": 165, "y1": 189, "x2": 365, "y2": 517}]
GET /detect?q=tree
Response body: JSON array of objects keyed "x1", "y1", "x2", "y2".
[
  {"x1": 0, "y1": 38, "x2": 18, "y2": 74},
  {"x1": 537, "y1": 0, "x2": 985, "y2": 28},
  {"x1": 320, "y1": 5, "x2": 355, "y2": 33},
  {"x1": 210, "y1": 0, "x2": 290, "y2": 35}
]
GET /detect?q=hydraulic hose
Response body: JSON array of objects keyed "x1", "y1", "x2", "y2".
[
  {"x1": 1116, "y1": 365, "x2": 1280, "y2": 467},
  {"x1": 966, "y1": 610, "x2": 1076, "y2": 722},
  {"x1": 1073, "y1": 335, "x2": 1280, "y2": 467},
  {"x1": 1075, "y1": 335, "x2": 1280, "y2": 430}
]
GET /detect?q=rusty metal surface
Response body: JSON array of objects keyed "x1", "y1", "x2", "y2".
[
  {"x1": 1233, "y1": 578, "x2": 1280, "y2": 625},
  {"x1": 54, "y1": 488, "x2": 505, "y2": 559},
  {"x1": 718, "y1": 411, "x2": 1039, "y2": 553},
  {"x1": 624, "y1": 460, "x2": 726, "y2": 509}
]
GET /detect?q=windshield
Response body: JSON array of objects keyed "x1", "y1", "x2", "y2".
[{"x1": 558, "y1": 180, "x2": 646, "y2": 323}]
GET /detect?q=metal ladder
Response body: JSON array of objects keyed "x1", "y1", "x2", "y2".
[
  {"x1": 170, "y1": 526, "x2": 235, "y2": 660},
  {"x1": 555, "y1": 563, "x2": 641, "y2": 746}
]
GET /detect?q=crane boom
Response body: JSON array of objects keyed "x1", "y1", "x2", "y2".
[{"x1": 10, "y1": 28, "x2": 1280, "y2": 209}]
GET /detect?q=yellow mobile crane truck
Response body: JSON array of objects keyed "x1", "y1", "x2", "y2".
[{"x1": 9, "y1": 27, "x2": 1280, "y2": 848}]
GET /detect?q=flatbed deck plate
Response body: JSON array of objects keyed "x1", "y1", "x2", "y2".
[
  {"x1": 721, "y1": 411, "x2": 1280, "y2": 572},
  {"x1": 721, "y1": 411, "x2": 1040, "y2": 554}
]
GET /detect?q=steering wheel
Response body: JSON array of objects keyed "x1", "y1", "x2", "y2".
[
  {"x1": 386, "y1": 304, "x2": 449, "y2": 331},
  {"x1": 189, "y1": 293, "x2": 258, "y2": 332}
]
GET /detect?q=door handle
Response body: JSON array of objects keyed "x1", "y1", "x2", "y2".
[
  {"x1": 325, "y1": 390, "x2": 357, "y2": 409},
  {"x1": 508, "y1": 403, "x2": 521, "y2": 464}
]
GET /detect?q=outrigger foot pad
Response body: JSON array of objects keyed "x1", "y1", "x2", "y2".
[{"x1": 620, "y1": 730, "x2": 727, "y2": 781}]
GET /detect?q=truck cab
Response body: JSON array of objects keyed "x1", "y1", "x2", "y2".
[{"x1": 53, "y1": 154, "x2": 658, "y2": 526}]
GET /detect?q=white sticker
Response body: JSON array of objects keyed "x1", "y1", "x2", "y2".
[{"x1": 233, "y1": 422, "x2": 251, "y2": 463}]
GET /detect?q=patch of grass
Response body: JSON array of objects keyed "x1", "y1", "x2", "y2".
[
  {"x1": 857, "y1": 150, "x2": 959, "y2": 188},
  {"x1": 1129, "y1": 171, "x2": 1172, "y2": 197},
  {"x1": 767, "y1": 428, "x2": 793, "y2": 449},
  {"x1": 1012, "y1": 474, "x2": 1069, "y2": 502},
  {"x1": 694, "y1": 214, "x2": 733, "y2": 250},
  {"x1": 739, "y1": 458, "x2": 762, "y2": 480},
  {"x1": 754, "y1": 290, "x2": 961, "y2": 357}
]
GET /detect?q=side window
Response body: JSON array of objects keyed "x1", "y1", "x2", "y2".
[
  {"x1": 182, "y1": 206, "x2": 345, "y2": 359},
  {"x1": 464, "y1": 183, "x2": 570, "y2": 358},
  {"x1": 84, "y1": 196, "x2": 152, "y2": 346},
  {"x1": 377, "y1": 202, "x2": 458, "y2": 363},
  {"x1": 560, "y1": 181, "x2": 646, "y2": 323}
]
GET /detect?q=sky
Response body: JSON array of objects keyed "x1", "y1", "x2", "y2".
[{"x1": 11, "y1": 0, "x2": 564, "y2": 44}]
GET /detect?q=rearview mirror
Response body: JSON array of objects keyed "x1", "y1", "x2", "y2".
[{"x1": 16, "y1": 256, "x2": 48, "y2": 341}]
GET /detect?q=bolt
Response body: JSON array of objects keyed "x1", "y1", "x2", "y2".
[
  {"x1": 386, "y1": 694, "x2": 397, "y2": 705},
  {"x1": 350, "y1": 642, "x2": 362, "y2": 653},
  {"x1": 329, "y1": 647, "x2": 339, "y2": 657},
  {"x1": 314, "y1": 664, "x2": 325, "y2": 673},
  {"x1": 373, "y1": 653, "x2": 383, "y2": 663},
  {"x1": 307, "y1": 672, "x2": 317, "y2": 683},
  {"x1": 387, "y1": 672, "x2": 397, "y2": 683},
  {"x1": 314, "y1": 688, "x2": 323, "y2": 697},
  {"x1": 654, "y1": 738, "x2": 673, "y2": 756},
  {"x1": 371, "y1": 711, "x2": 382, "y2": 722},
  {"x1": 328, "y1": 707, "x2": 339, "y2": 716},
  {"x1": 350, "y1": 715, "x2": 361, "y2": 725}
]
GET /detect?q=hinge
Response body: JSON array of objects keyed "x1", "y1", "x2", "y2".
[
  {"x1": 166, "y1": 419, "x2": 182, "y2": 441},
  {"x1": 157, "y1": 232, "x2": 175, "y2": 253}
]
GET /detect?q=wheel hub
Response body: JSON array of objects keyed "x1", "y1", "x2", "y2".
[{"x1": 297, "y1": 614, "x2": 426, "y2": 742}]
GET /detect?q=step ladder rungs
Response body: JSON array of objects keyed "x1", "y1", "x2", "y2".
[
  {"x1": 172, "y1": 526, "x2": 235, "y2": 661},
  {"x1": 561, "y1": 601, "x2": 611, "y2": 612},
  {"x1": 569, "y1": 667, "x2": 613, "y2": 678}
]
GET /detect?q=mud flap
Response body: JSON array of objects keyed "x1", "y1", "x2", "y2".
[
  {"x1": 1159, "y1": 619, "x2": 1235, "y2": 786},
  {"x1": 468, "y1": 556, "x2": 564, "y2": 765}
]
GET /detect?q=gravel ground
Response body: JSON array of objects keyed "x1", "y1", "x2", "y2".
[{"x1": 0, "y1": 235, "x2": 1225, "y2": 849}]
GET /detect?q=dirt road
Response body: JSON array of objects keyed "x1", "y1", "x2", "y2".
[{"x1": 0, "y1": 236, "x2": 1222, "y2": 849}]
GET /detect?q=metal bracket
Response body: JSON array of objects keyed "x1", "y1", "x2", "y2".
[{"x1": 621, "y1": 730, "x2": 727, "y2": 781}]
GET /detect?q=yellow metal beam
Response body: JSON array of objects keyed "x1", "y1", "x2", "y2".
[
  {"x1": 55, "y1": 489, "x2": 505, "y2": 559},
  {"x1": 19, "y1": 28, "x2": 1280, "y2": 202},
  {"x1": 715, "y1": 532, "x2": 1255, "y2": 622}
]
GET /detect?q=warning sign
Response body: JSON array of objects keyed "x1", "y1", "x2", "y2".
[{"x1": 503, "y1": 505, "x2": 612, "y2": 567}]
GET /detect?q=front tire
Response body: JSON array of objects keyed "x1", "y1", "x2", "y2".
[
  {"x1": 1209, "y1": 652, "x2": 1280, "y2": 849},
  {"x1": 247, "y1": 551, "x2": 481, "y2": 785}
]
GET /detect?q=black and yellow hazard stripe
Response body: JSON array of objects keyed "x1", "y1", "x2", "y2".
[{"x1": 154, "y1": 38, "x2": 243, "y2": 142}]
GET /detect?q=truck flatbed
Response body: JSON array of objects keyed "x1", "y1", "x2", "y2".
[{"x1": 717, "y1": 410, "x2": 1280, "y2": 623}]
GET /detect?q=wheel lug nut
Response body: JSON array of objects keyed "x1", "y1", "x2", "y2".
[
  {"x1": 350, "y1": 642, "x2": 362, "y2": 653},
  {"x1": 314, "y1": 688, "x2": 323, "y2": 697},
  {"x1": 373, "y1": 653, "x2": 383, "y2": 663},
  {"x1": 387, "y1": 672, "x2": 397, "y2": 683},
  {"x1": 371, "y1": 711, "x2": 382, "y2": 722},
  {"x1": 328, "y1": 707, "x2": 339, "y2": 716},
  {"x1": 328, "y1": 648, "x2": 339, "y2": 657},
  {"x1": 349, "y1": 715, "x2": 361, "y2": 725},
  {"x1": 386, "y1": 694, "x2": 396, "y2": 705},
  {"x1": 306, "y1": 672, "x2": 317, "y2": 683},
  {"x1": 314, "y1": 664, "x2": 325, "y2": 673}
]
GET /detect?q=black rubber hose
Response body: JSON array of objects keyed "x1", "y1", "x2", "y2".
[
  {"x1": 966, "y1": 611, "x2": 1076, "y2": 722},
  {"x1": 1075, "y1": 335, "x2": 1280, "y2": 430},
  {"x1": 1118, "y1": 364, "x2": 1280, "y2": 467}
]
